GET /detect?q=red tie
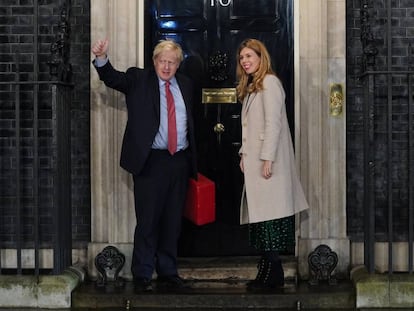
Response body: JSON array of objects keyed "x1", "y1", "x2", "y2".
[{"x1": 165, "y1": 81, "x2": 177, "y2": 155}]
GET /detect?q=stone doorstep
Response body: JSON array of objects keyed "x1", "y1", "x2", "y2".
[
  {"x1": 72, "y1": 279, "x2": 355, "y2": 310},
  {"x1": 176, "y1": 256, "x2": 297, "y2": 287},
  {"x1": 72, "y1": 256, "x2": 302, "y2": 309},
  {"x1": 72, "y1": 256, "x2": 358, "y2": 310},
  {"x1": 351, "y1": 265, "x2": 414, "y2": 309},
  {"x1": 73, "y1": 287, "x2": 355, "y2": 311},
  {"x1": 88, "y1": 256, "x2": 297, "y2": 288}
]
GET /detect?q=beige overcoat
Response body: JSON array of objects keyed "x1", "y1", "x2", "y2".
[{"x1": 239, "y1": 74, "x2": 309, "y2": 224}]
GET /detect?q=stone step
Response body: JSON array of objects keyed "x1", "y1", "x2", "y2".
[
  {"x1": 71, "y1": 256, "x2": 355, "y2": 310},
  {"x1": 176, "y1": 256, "x2": 297, "y2": 288},
  {"x1": 72, "y1": 281, "x2": 355, "y2": 310}
]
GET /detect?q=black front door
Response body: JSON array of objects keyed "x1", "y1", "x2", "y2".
[{"x1": 145, "y1": 0, "x2": 294, "y2": 256}]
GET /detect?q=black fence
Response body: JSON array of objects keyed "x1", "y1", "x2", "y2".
[
  {"x1": 0, "y1": 80, "x2": 72, "y2": 276},
  {"x1": 360, "y1": 0, "x2": 414, "y2": 274},
  {"x1": 361, "y1": 69, "x2": 414, "y2": 274},
  {"x1": 0, "y1": 0, "x2": 73, "y2": 276}
]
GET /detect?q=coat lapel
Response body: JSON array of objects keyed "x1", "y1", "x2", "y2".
[
  {"x1": 243, "y1": 92, "x2": 256, "y2": 115},
  {"x1": 149, "y1": 72, "x2": 161, "y2": 123},
  {"x1": 176, "y1": 76, "x2": 190, "y2": 111}
]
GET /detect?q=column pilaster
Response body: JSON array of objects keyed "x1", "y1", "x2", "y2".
[
  {"x1": 89, "y1": 0, "x2": 143, "y2": 279},
  {"x1": 295, "y1": 0, "x2": 349, "y2": 279}
]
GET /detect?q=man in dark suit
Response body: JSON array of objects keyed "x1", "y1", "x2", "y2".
[{"x1": 92, "y1": 39, "x2": 197, "y2": 292}]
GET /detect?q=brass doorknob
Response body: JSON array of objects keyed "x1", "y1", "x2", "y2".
[{"x1": 213, "y1": 123, "x2": 225, "y2": 133}]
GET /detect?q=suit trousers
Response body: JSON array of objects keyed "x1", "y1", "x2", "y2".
[{"x1": 131, "y1": 149, "x2": 190, "y2": 280}]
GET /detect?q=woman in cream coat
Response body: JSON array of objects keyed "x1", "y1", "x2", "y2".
[{"x1": 236, "y1": 39, "x2": 309, "y2": 290}]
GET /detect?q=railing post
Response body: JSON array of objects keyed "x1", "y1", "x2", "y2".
[
  {"x1": 408, "y1": 44, "x2": 414, "y2": 273},
  {"x1": 361, "y1": 0, "x2": 378, "y2": 274},
  {"x1": 386, "y1": 0, "x2": 393, "y2": 275},
  {"x1": 363, "y1": 73, "x2": 376, "y2": 274},
  {"x1": 52, "y1": 84, "x2": 73, "y2": 274},
  {"x1": 15, "y1": 50, "x2": 22, "y2": 275}
]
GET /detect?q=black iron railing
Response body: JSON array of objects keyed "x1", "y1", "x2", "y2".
[
  {"x1": 0, "y1": 0, "x2": 73, "y2": 276},
  {"x1": 0, "y1": 80, "x2": 73, "y2": 275},
  {"x1": 360, "y1": 0, "x2": 414, "y2": 274},
  {"x1": 361, "y1": 69, "x2": 414, "y2": 274}
]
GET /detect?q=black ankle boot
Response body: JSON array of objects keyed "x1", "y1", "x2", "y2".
[
  {"x1": 246, "y1": 256, "x2": 268, "y2": 289},
  {"x1": 262, "y1": 258, "x2": 284, "y2": 288},
  {"x1": 248, "y1": 252, "x2": 284, "y2": 289}
]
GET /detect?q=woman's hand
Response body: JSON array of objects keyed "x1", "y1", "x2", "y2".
[
  {"x1": 262, "y1": 160, "x2": 273, "y2": 179},
  {"x1": 92, "y1": 39, "x2": 109, "y2": 59},
  {"x1": 240, "y1": 156, "x2": 244, "y2": 173}
]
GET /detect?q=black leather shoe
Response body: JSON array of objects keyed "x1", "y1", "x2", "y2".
[
  {"x1": 133, "y1": 278, "x2": 153, "y2": 293},
  {"x1": 156, "y1": 275, "x2": 190, "y2": 291}
]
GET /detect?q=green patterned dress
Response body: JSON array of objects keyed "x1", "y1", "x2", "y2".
[{"x1": 249, "y1": 216, "x2": 295, "y2": 253}]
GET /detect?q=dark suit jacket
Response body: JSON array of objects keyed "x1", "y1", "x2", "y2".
[{"x1": 94, "y1": 60, "x2": 197, "y2": 178}]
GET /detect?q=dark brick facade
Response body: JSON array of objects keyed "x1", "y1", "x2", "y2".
[
  {"x1": 68, "y1": 0, "x2": 91, "y2": 247},
  {"x1": 346, "y1": 0, "x2": 414, "y2": 241},
  {"x1": 0, "y1": 0, "x2": 90, "y2": 248}
]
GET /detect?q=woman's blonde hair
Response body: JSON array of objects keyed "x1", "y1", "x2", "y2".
[
  {"x1": 235, "y1": 38, "x2": 275, "y2": 101},
  {"x1": 152, "y1": 39, "x2": 184, "y2": 63}
]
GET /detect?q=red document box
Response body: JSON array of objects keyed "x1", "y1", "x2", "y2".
[{"x1": 184, "y1": 173, "x2": 216, "y2": 225}]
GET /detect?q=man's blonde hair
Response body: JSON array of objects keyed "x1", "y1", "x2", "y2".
[{"x1": 152, "y1": 39, "x2": 184, "y2": 63}]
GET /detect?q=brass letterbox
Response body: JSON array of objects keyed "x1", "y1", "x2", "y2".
[{"x1": 202, "y1": 88, "x2": 237, "y2": 104}]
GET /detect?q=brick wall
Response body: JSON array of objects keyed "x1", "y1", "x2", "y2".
[
  {"x1": 0, "y1": 0, "x2": 91, "y2": 248},
  {"x1": 346, "y1": 0, "x2": 414, "y2": 241},
  {"x1": 69, "y1": 0, "x2": 91, "y2": 247}
]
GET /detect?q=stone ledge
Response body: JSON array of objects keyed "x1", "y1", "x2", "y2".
[
  {"x1": 72, "y1": 280, "x2": 355, "y2": 310},
  {"x1": 351, "y1": 265, "x2": 414, "y2": 309},
  {"x1": 0, "y1": 265, "x2": 85, "y2": 309}
]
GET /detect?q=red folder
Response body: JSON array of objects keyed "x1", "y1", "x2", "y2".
[{"x1": 184, "y1": 173, "x2": 216, "y2": 225}]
